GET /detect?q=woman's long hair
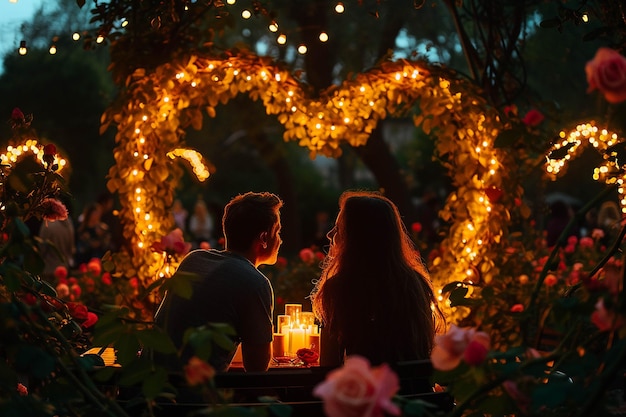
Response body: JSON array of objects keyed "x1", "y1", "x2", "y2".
[{"x1": 311, "y1": 190, "x2": 445, "y2": 363}]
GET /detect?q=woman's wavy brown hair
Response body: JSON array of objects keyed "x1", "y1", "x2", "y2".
[{"x1": 311, "y1": 190, "x2": 445, "y2": 364}]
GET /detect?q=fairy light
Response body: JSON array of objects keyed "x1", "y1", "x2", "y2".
[
  {"x1": 269, "y1": 23, "x2": 278, "y2": 32},
  {"x1": 72, "y1": 32, "x2": 80, "y2": 41},
  {"x1": 319, "y1": 32, "x2": 329, "y2": 42},
  {"x1": 277, "y1": 34, "x2": 287, "y2": 45},
  {"x1": 241, "y1": 9, "x2": 252, "y2": 19},
  {"x1": 297, "y1": 45, "x2": 307, "y2": 54},
  {"x1": 18, "y1": 41, "x2": 27, "y2": 55},
  {"x1": 96, "y1": 35, "x2": 105, "y2": 44},
  {"x1": 49, "y1": 44, "x2": 57, "y2": 55},
  {"x1": 335, "y1": 2, "x2": 345, "y2": 13}
]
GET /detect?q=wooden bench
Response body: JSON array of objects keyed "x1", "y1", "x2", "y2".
[{"x1": 147, "y1": 360, "x2": 455, "y2": 417}]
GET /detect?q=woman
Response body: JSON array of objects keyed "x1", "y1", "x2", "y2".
[{"x1": 311, "y1": 190, "x2": 445, "y2": 367}]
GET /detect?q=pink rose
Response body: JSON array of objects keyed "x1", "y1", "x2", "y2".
[
  {"x1": 431, "y1": 325, "x2": 491, "y2": 370},
  {"x1": 184, "y1": 356, "x2": 215, "y2": 386},
  {"x1": 299, "y1": 248, "x2": 316, "y2": 264},
  {"x1": 56, "y1": 283, "x2": 70, "y2": 299},
  {"x1": 313, "y1": 355, "x2": 400, "y2": 417},
  {"x1": 40, "y1": 198, "x2": 68, "y2": 221},
  {"x1": 586, "y1": 47, "x2": 626, "y2": 103}
]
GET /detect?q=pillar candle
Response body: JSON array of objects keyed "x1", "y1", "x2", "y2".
[
  {"x1": 272, "y1": 333, "x2": 286, "y2": 357},
  {"x1": 289, "y1": 328, "x2": 306, "y2": 354},
  {"x1": 308, "y1": 334, "x2": 321, "y2": 354},
  {"x1": 277, "y1": 315, "x2": 291, "y2": 334}
]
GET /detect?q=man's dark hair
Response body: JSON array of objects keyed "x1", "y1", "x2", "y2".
[{"x1": 222, "y1": 192, "x2": 283, "y2": 252}]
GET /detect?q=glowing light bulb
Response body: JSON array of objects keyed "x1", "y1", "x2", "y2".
[
  {"x1": 72, "y1": 32, "x2": 80, "y2": 41},
  {"x1": 297, "y1": 45, "x2": 307, "y2": 54},
  {"x1": 18, "y1": 41, "x2": 27, "y2": 55},
  {"x1": 49, "y1": 45, "x2": 57, "y2": 55},
  {"x1": 241, "y1": 9, "x2": 251, "y2": 19},
  {"x1": 335, "y1": 2, "x2": 345, "y2": 13},
  {"x1": 269, "y1": 23, "x2": 278, "y2": 32},
  {"x1": 277, "y1": 34, "x2": 287, "y2": 45},
  {"x1": 319, "y1": 32, "x2": 329, "y2": 42}
]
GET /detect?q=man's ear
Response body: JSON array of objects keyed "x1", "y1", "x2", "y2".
[{"x1": 260, "y1": 231, "x2": 269, "y2": 248}]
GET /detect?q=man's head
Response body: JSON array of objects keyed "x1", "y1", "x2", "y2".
[{"x1": 222, "y1": 192, "x2": 283, "y2": 266}]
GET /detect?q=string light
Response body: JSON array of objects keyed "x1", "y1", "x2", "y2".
[
  {"x1": 319, "y1": 32, "x2": 329, "y2": 42},
  {"x1": 335, "y1": 2, "x2": 345, "y2": 13},
  {"x1": 241, "y1": 9, "x2": 252, "y2": 19},
  {"x1": 49, "y1": 44, "x2": 57, "y2": 55},
  {"x1": 18, "y1": 41, "x2": 27, "y2": 56}
]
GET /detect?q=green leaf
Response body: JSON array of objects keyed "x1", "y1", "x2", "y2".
[
  {"x1": 162, "y1": 271, "x2": 200, "y2": 299},
  {"x1": 136, "y1": 328, "x2": 177, "y2": 354},
  {"x1": 142, "y1": 367, "x2": 168, "y2": 399},
  {"x1": 448, "y1": 286, "x2": 469, "y2": 306},
  {"x1": 114, "y1": 333, "x2": 142, "y2": 366}
]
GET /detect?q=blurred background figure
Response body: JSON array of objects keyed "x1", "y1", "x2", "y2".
[
  {"x1": 96, "y1": 191, "x2": 123, "y2": 252},
  {"x1": 188, "y1": 198, "x2": 214, "y2": 248},
  {"x1": 172, "y1": 199, "x2": 189, "y2": 234},
  {"x1": 597, "y1": 200, "x2": 622, "y2": 244},
  {"x1": 75, "y1": 203, "x2": 112, "y2": 265},
  {"x1": 545, "y1": 200, "x2": 578, "y2": 248},
  {"x1": 38, "y1": 213, "x2": 76, "y2": 282}
]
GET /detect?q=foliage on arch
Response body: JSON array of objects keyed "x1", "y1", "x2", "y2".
[{"x1": 102, "y1": 50, "x2": 528, "y2": 316}]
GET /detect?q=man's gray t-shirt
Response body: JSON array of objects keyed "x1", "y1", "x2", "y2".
[{"x1": 155, "y1": 249, "x2": 274, "y2": 371}]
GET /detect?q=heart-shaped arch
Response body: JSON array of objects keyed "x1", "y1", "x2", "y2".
[{"x1": 103, "y1": 50, "x2": 524, "y2": 304}]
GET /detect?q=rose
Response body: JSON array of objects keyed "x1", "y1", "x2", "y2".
[
  {"x1": 296, "y1": 348, "x2": 319, "y2": 365},
  {"x1": 42, "y1": 144, "x2": 57, "y2": 167},
  {"x1": 184, "y1": 356, "x2": 215, "y2": 386},
  {"x1": 67, "y1": 302, "x2": 89, "y2": 321},
  {"x1": 81, "y1": 312, "x2": 98, "y2": 329},
  {"x1": 544, "y1": 274, "x2": 558, "y2": 287},
  {"x1": 299, "y1": 248, "x2": 316, "y2": 264},
  {"x1": 431, "y1": 325, "x2": 491, "y2": 370},
  {"x1": 101, "y1": 272, "x2": 112, "y2": 286},
  {"x1": 411, "y1": 222, "x2": 422, "y2": 233},
  {"x1": 313, "y1": 355, "x2": 400, "y2": 417},
  {"x1": 521, "y1": 109, "x2": 544, "y2": 127},
  {"x1": 591, "y1": 297, "x2": 624, "y2": 332},
  {"x1": 87, "y1": 258, "x2": 102, "y2": 276},
  {"x1": 54, "y1": 266, "x2": 68, "y2": 281},
  {"x1": 586, "y1": 47, "x2": 626, "y2": 103},
  {"x1": 11, "y1": 107, "x2": 25, "y2": 121},
  {"x1": 40, "y1": 198, "x2": 68, "y2": 221}
]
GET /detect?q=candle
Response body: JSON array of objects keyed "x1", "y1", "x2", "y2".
[
  {"x1": 308, "y1": 334, "x2": 321, "y2": 354},
  {"x1": 272, "y1": 333, "x2": 286, "y2": 357},
  {"x1": 277, "y1": 315, "x2": 291, "y2": 334},
  {"x1": 285, "y1": 304, "x2": 302, "y2": 322},
  {"x1": 289, "y1": 327, "x2": 306, "y2": 353},
  {"x1": 300, "y1": 311, "x2": 315, "y2": 326}
]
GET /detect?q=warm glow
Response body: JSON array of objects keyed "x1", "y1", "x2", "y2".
[
  {"x1": 241, "y1": 9, "x2": 252, "y2": 19},
  {"x1": 297, "y1": 45, "x2": 307, "y2": 54},
  {"x1": 319, "y1": 32, "x2": 329, "y2": 42},
  {"x1": 335, "y1": 2, "x2": 345, "y2": 13}
]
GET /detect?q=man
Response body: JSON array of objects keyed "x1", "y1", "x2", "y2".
[{"x1": 155, "y1": 192, "x2": 283, "y2": 372}]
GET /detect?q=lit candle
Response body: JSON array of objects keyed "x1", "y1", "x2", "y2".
[
  {"x1": 308, "y1": 334, "x2": 321, "y2": 354},
  {"x1": 289, "y1": 327, "x2": 306, "y2": 354},
  {"x1": 285, "y1": 304, "x2": 302, "y2": 322},
  {"x1": 272, "y1": 333, "x2": 286, "y2": 357},
  {"x1": 277, "y1": 315, "x2": 291, "y2": 334}
]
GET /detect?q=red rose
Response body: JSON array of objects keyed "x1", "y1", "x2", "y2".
[
  {"x1": 521, "y1": 109, "x2": 544, "y2": 127},
  {"x1": 81, "y1": 312, "x2": 98, "y2": 328},
  {"x1": 586, "y1": 47, "x2": 626, "y2": 103},
  {"x1": 11, "y1": 108, "x2": 24, "y2": 120},
  {"x1": 43, "y1": 144, "x2": 57, "y2": 155},
  {"x1": 101, "y1": 272, "x2": 112, "y2": 286},
  {"x1": 296, "y1": 348, "x2": 320, "y2": 365},
  {"x1": 67, "y1": 302, "x2": 89, "y2": 321},
  {"x1": 464, "y1": 339, "x2": 489, "y2": 366},
  {"x1": 54, "y1": 266, "x2": 68, "y2": 281}
]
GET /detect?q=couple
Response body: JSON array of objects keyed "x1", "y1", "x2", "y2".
[{"x1": 155, "y1": 190, "x2": 445, "y2": 372}]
